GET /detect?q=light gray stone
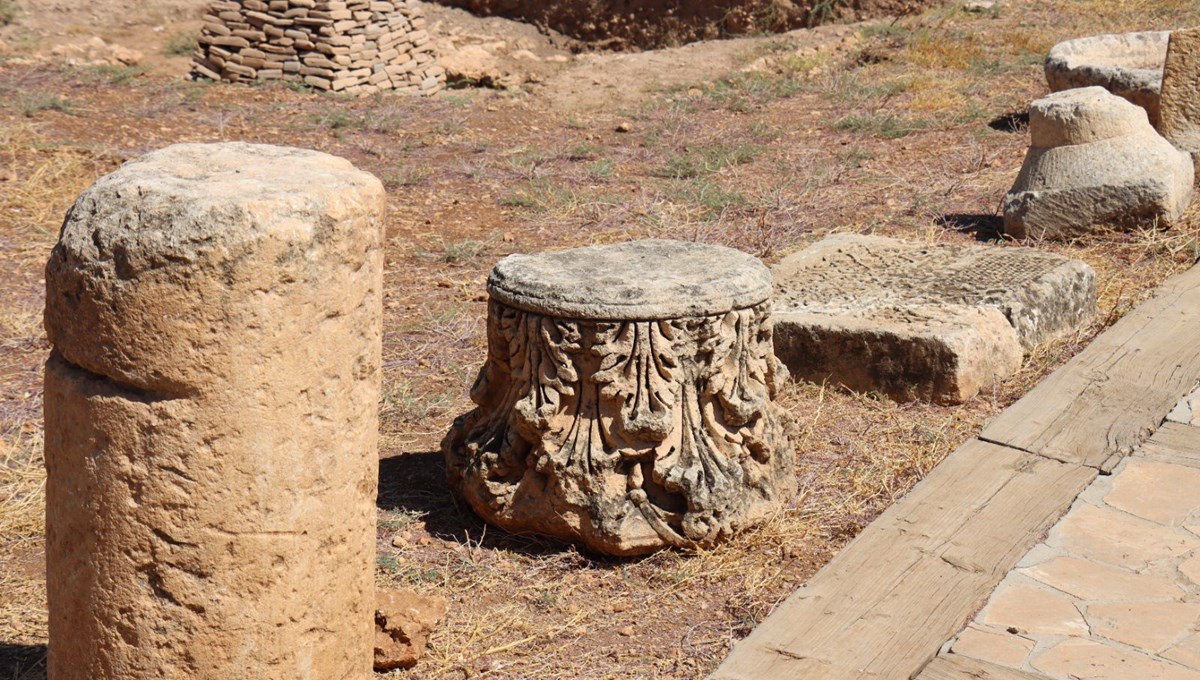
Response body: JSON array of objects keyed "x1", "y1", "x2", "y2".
[
  {"x1": 488, "y1": 239, "x2": 773, "y2": 320},
  {"x1": 772, "y1": 234, "x2": 1096, "y2": 404},
  {"x1": 1160, "y1": 27, "x2": 1200, "y2": 160},
  {"x1": 1045, "y1": 31, "x2": 1169, "y2": 127},
  {"x1": 1004, "y1": 87, "x2": 1194, "y2": 240},
  {"x1": 445, "y1": 239, "x2": 795, "y2": 556}
]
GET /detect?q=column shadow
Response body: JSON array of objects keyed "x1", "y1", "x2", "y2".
[
  {"x1": 936, "y1": 213, "x2": 1006, "y2": 242},
  {"x1": 377, "y1": 451, "x2": 581, "y2": 558},
  {"x1": 0, "y1": 643, "x2": 47, "y2": 680}
]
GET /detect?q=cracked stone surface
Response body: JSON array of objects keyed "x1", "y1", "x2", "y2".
[
  {"x1": 771, "y1": 233, "x2": 1095, "y2": 404},
  {"x1": 979, "y1": 578, "x2": 1089, "y2": 636},
  {"x1": 942, "y1": 403, "x2": 1200, "y2": 679},
  {"x1": 43, "y1": 143, "x2": 385, "y2": 679}
]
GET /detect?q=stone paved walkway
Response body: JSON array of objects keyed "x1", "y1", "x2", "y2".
[
  {"x1": 942, "y1": 388, "x2": 1200, "y2": 680},
  {"x1": 716, "y1": 264, "x2": 1200, "y2": 680}
]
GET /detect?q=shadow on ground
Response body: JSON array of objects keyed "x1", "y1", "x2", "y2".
[
  {"x1": 989, "y1": 110, "x2": 1030, "y2": 133},
  {"x1": 377, "y1": 451, "x2": 586, "y2": 559},
  {"x1": 0, "y1": 643, "x2": 46, "y2": 680},
  {"x1": 937, "y1": 213, "x2": 1006, "y2": 242}
]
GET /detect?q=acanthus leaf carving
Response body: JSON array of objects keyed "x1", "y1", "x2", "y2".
[{"x1": 443, "y1": 299, "x2": 796, "y2": 556}]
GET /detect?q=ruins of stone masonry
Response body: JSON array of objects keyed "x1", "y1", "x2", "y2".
[
  {"x1": 443, "y1": 240, "x2": 797, "y2": 557},
  {"x1": 771, "y1": 234, "x2": 1096, "y2": 405},
  {"x1": 1004, "y1": 86, "x2": 1194, "y2": 240},
  {"x1": 1159, "y1": 27, "x2": 1200, "y2": 161},
  {"x1": 191, "y1": 0, "x2": 445, "y2": 96},
  {"x1": 1045, "y1": 31, "x2": 1169, "y2": 127}
]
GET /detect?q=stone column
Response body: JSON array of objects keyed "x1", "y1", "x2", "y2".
[
  {"x1": 1160, "y1": 27, "x2": 1200, "y2": 160},
  {"x1": 442, "y1": 240, "x2": 796, "y2": 556},
  {"x1": 43, "y1": 143, "x2": 385, "y2": 680}
]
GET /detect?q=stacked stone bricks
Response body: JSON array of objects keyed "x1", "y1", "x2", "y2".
[{"x1": 191, "y1": 0, "x2": 445, "y2": 96}]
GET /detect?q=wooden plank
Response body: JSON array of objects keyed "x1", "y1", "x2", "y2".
[
  {"x1": 981, "y1": 264, "x2": 1200, "y2": 468},
  {"x1": 1138, "y1": 420, "x2": 1200, "y2": 469},
  {"x1": 915, "y1": 655, "x2": 1053, "y2": 680},
  {"x1": 710, "y1": 439, "x2": 1096, "y2": 680}
]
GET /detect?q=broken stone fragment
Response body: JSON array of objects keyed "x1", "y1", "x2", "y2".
[
  {"x1": 1003, "y1": 86, "x2": 1194, "y2": 240},
  {"x1": 1045, "y1": 31, "x2": 1169, "y2": 127},
  {"x1": 374, "y1": 589, "x2": 448, "y2": 671},
  {"x1": 772, "y1": 234, "x2": 1096, "y2": 404},
  {"x1": 1159, "y1": 27, "x2": 1200, "y2": 162}
]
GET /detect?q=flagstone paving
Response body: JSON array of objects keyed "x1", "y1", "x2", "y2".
[{"x1": 941, "y1": 389, "x2": 1200, "y2": 679}]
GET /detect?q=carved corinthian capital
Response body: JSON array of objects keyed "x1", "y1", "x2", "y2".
[{"x1": 442, "y1": 240, "x2": 796, "y2": 556}]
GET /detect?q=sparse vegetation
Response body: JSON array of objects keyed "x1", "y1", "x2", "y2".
[
  {"x1": 163, "y1": 31, "x2": 199, "y2": 57},
  {"x1": 19, "y1": 95, "x2": 75, "y2": 118},
  {"x1": 0, "y1": 0, "x2": 17, "y2": 25},
  {"x1": 4, "y1": 0, "x2": 1200, "y2": 678}
]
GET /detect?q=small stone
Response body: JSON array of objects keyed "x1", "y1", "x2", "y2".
[
  {"x1": 391, "y1": 534, "x2": 408, "y2": 548},
  {"x1": 374, "y1": 588, "x2": 448, "y2": 671},
  {"x1": 963, "y1": 0, "x2": 995, "y2": 10},
  {"x1": 617, "y1": 626, "x2": 635, "y2": 637},
  {"x1": 615, "y1": 122, "x2": 632, "y2": 132},
  {"x1": 772, "y1": 234, "x2": 1095, "y2": 404}
]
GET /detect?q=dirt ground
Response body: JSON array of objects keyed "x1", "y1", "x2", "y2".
[{"x1": 3, "y1": 0, "x2": 1200, "y2": 678}]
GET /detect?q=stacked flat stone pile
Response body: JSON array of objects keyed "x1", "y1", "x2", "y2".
[{"x1": 191, "y1": 0, "x2": 445, "y2": 96}]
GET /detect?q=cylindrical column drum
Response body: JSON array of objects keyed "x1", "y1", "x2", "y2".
[{"x1": 43, "y1": 143, "x2": 384, "y2": 679}]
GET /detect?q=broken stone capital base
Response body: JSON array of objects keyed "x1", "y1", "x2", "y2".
[
  {"x1": 1004, "y1": 86, "x2": 1194, "y2": 240},
  {"x1": 43, "y1": 142, "x2": 384, "y2": 679},
  {"x1": 442, "y1": 240, "x2": 797, "y2": 556}
]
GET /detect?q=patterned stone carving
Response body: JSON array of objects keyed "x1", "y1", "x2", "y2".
[{"x1": 442, "y1": 240, "x2": 796, "y2": 556}]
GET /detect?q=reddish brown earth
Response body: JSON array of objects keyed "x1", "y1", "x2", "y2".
[{"x1": 2, "y1": 0, "x2": 1200, "y2": 678}]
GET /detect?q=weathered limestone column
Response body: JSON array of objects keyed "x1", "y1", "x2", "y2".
[
  {"x1": 442, "y1": 240, "x2": 796, "y2": 556},
  {"x1": 1160, "y1": 27, "x2": 1200, "y2": 160},
  {"x1": 43, "y1": 143, "x2": 385, "y2": 679}
]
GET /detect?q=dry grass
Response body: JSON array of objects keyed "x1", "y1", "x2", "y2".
[{"x1": 4, "y1": 0, "x2": 1200, "y2": 678}]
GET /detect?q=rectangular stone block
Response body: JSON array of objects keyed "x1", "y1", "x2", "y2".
[
  {"x1": 772, "y1": 234, "x2": 1097, "y2": 404},
  {"x1": 1160, "y1": 27, "x2": 1200, "y2": 159}
]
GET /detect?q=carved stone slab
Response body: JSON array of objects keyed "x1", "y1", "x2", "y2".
[
  {"x1": 772, "y1": 234, "x2": 1096, "y2": 404},
  {"x1": 1045, "y1": 31, "x2": 1169, "y2": 127},
  {"x1": 443, "y1": 240, "x2": 796, "y2": 556}
]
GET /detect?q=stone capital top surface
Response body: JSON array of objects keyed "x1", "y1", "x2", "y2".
[{"x1": 487, "y1": 239, "x2": 772, "y2": 320}]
